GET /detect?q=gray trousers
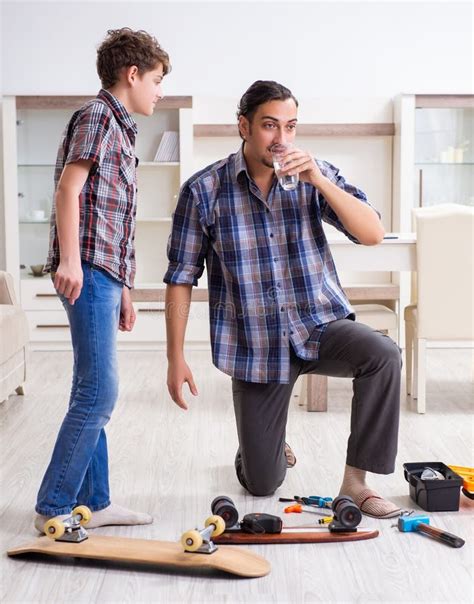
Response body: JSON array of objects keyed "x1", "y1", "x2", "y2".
[{"x1": 232, "y1": 319, "x2": 402, "y2": 496}]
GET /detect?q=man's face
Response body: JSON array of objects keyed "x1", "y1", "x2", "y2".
[
  {"x1": 130, "y1": 63, "x2": 164, "y2": 116},
  {"x1": 239, "y1": 98, "x2": 298, "y2": 169}
]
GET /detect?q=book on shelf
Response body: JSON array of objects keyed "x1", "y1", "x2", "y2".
[{"x1": 153, "y1": 131, "x2": 179, "y2": 162}]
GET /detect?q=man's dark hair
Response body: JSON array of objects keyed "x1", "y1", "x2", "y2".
[
  {"x1": 97, "y1": 28, "x2": 171, "y2": 89},
  {"x1": 236, "y1": 80, "x2": 298, "y2": 139}
]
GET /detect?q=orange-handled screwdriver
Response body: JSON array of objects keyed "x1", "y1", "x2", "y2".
[{"x1": 284, "y1": 504, "x2": 303, "y2": 513}]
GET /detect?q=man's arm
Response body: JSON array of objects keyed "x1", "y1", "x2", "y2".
[
  {"x1": 312, "y1": 175, "x2": 385, "y2": 245},
  {"x1": 165, "y1": 283, "x2": 198, "y2": 410},
  {"x1": 164, "y1": 183, "x2": 208, "y2": 409},
  {"x1": 280, "y1": 149, "x2": 385, "y2": 245},
  {"x1": 54, "y1": 159, "x2": 92, "y2": 304}
]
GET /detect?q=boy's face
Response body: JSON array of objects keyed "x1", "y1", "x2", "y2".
[
  {"x1": 131, "y1": 63, "x2": 165, "y2": 116},
  {"x1": 239, "y1": 98, "x2": 298, "y2": 169}
]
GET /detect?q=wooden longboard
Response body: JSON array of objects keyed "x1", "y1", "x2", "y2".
[
  {"x1": 214, "y1": 528, "x2": 379, "y2": 545},
  {"x1": 7, "y1": 535, "x2": 270, "y2": 578}
]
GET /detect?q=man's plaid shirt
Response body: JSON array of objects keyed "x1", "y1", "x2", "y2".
[
  {"x1": 46, "y1": 89, "x2": 138, "y2": 287},
  {"x1": 165, "y1": 146, "x2": 378, "y2": 384}
]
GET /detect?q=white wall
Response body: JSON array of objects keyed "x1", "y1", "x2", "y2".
[
  {"x1": 0, "y1": 0, "x2": 472, "y2": 273},
  {"x1": 2, "y1": 1, "x2": 473, "y2": 98}
]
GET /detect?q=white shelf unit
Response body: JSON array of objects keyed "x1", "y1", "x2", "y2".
[
  {"x1": 392, "y1": 94, "x2": 474, "y2": 325},
  {"x1": 2, "y1": 95, "x2": 211, "y2": 349}
]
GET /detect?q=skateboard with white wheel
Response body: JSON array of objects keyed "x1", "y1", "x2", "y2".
[
  {"x1": 7, "y1": 508, "x2": 270, "y2": 578},
  {"x1": 43, "y1": 505, "x2": 91, "y2": 542}
]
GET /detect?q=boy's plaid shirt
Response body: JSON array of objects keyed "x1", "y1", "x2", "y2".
[
  {"x1": 46, "y1": 89, "x2": 138, "y2": 287},
  {"x1": 165, "y1": 146, "x2": 379, "y2": 384}
]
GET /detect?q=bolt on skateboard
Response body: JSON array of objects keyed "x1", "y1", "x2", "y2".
[{"x1": 8, "y1": 507, "x2": 270, "y2": 578}]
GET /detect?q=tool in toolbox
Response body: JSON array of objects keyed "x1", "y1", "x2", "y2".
[
  {"x1": 395, "y1": 512, "x2": 465, "y2": 548},
  {"x1": 403, "y1": 462, "x2": 464, "y2": 511},
  {"x1": 448, "y1": 465, "x2": 474, "y2": 500},
  {"x1": 7, "y1": 506, "x2": 271, "y2": 578}
]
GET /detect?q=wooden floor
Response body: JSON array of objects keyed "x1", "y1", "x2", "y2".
[{"x1": 1, "y1": 348, "x2": 473, "y2": 603}]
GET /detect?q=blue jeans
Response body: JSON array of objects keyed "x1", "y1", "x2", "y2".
[{"x1": 36, "y1": 263, "x2": 123, "y2": 515}]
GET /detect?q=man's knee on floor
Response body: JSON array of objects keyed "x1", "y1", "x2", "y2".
[{"x1": 241, "y1": 471, "x2": 284, "y2": 497}]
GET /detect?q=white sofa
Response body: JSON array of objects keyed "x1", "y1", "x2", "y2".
[{"x1": 0, "y1": 271, "x2": 29, "y2": 403}]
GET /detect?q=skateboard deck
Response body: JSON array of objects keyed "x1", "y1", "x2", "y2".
[
  {"x1": 7, "y1": 534, "x2": 270, "y2": 578},
  {"x1": 214, "y1": 528, "x2": 379, "y2": 545}
]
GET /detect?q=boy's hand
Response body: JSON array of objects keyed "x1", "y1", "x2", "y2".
[
  {"x1": 119, "y1": 287, "x2": 136, "y2": 331},
  {"x1": 167, "y1": 358, "x2": 198, "y2": 410},
  {"x1": 54, "y1": 261, "x2": 83, "y2": 305}
]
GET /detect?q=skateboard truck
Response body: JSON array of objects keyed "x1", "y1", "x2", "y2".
[
  {"x1": 44, "y1": 505, "x2": 92, "y2": 544},
  {"x1": 396, "y1": 512, "x2": 465, "y2": 548},
  {"x1": 180, "y1": 515, "x2": 226, "y2": 554}
]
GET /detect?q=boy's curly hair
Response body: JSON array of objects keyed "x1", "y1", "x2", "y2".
[{"x1": 97, "y1": 28, "x2": 171, "y2": 89}]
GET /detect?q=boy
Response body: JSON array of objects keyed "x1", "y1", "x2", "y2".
[{"x1": 35, "y1": 28, "x2": 170, "y2": 531}]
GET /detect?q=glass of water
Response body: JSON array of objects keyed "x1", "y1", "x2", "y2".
[{"x1": 271, "y1": 143, "x2": 299, "y2": 191}]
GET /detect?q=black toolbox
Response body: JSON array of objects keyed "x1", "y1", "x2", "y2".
[{"x1": 403, "y1": 462, "x2": 463, "y2": 511}]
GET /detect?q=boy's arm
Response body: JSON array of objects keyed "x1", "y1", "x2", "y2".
[
  {"x1": 54, "y1": 159, "x2": 92, "y2": 305},
  {"x1": 165, "y1": 283, "x2": 197, "y2": 410},
  {"x1": 119, "y1": 287, "x2": 136, "y2": 332}
]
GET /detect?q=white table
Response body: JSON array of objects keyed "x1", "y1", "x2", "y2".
[{"x1": 329, "y1": 233, "x2": 416, "y2": 272}]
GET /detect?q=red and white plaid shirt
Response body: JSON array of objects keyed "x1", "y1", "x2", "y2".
[{"x1": 46, "y1": 89, "x2": 138, "y2": 287}]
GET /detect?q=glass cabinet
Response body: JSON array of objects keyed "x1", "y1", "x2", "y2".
[
  {"x1": 393, "y1": 94, "x2": 474, "y2": 233},
  {"x1": 414, "y1": 104, "x2": 473, "y2": 207},
  {"x1": 2, "y1": 95, "x2": 204, "y2": 349}
]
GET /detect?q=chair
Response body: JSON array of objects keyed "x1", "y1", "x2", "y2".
[
  {"x1": 0, "y1": 271, "x2": 29, "y2": 403},
  {"x1": 299, "y1": 302, "x2": 398, "y2": 411},
  {"x1": 404, "y1": 204, "x2": 474, "y2": 413}
]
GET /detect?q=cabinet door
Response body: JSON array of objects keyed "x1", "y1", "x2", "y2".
[
  {"x1": 21, "y1": 277, "x2": 62, "y2": 310},
  {"x1": 415, "y1": 107, "x2": 474, "y2": 207},
  {"x1": 16, "y1": 108, "x2": 62, "y2": 273}
]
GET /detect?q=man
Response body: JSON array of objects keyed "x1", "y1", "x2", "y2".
[{"x1": 164, "y1": 80, "x2": 402, "y2": 518}]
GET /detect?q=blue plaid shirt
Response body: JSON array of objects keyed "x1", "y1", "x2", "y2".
[{"x1": 164, "y1": 146, "x2": 376, "y2": 383}]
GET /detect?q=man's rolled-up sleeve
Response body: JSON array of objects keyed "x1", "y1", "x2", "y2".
[
  {"x1": 316, "y1": 159, "x2": 380, "y2": 243},
  {"x1": 163, "y1": 184, "x2": 209, "y2": 286}
]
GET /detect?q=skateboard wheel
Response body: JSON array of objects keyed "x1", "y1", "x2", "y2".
[
  {"x1": 205, "y1": 515, "x2": 226, "y2": 537},
  {"x1": 181, "y1": 529, "x2": 203, "y2": 552},
  {"x1": 72, "y1": 505, "x2": 92, "y2": 526},
  {"x1": 44, "y1": 518, "x2": 65, "y2": 540},
  {"x1": 211, "y1": 495, "x2": 239, "y2": 528},
  {"x1": 332, "y1": 495, "x2": 362, "y2": 529}
]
